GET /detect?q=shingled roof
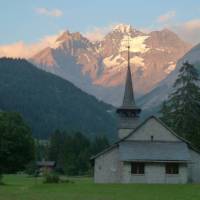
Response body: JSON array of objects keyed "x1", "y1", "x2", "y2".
[{"x1": 119, "y1": 141, "x2": 190, "y2": 162}]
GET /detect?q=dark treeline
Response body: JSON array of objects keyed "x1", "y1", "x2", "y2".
[
  {"x1": 36, "y1": 130, "x2": 109, "y2": 175},
  {"x1": 0, "y1": 111, "x2": 109, "y2": 176}
]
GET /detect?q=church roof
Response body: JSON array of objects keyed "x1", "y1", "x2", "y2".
[
  {"x1": 91, "y1": 116, "x2": 200, "y2": 160},
  {"x1": 119, "y1": 141, "x2": 190, "y2": 162}
]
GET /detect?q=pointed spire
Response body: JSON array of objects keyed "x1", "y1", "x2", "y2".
[
  {"x1": 122, "y1": 42, "x2": 136, "y2": 108},
  {"x1": 122, "y1": 62, "x2": 135, "y2": 107},
  {"x1": 116, "y1": 37, "x2": 141, "y2": 116}
]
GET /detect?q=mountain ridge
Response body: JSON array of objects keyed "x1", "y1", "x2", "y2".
[
  {"x1": 0, "y1": 58, "x2": 117, "y2": 139},
  {"x1": 31, "y1": 24, "x2": 192, "y2": 106}
]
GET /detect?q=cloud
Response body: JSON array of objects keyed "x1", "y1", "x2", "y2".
[
  {"x1": 83, "y1": 24, "x2": 117, "y2": 41},
  {"x1": 36, "y1": 7, "x2": 63, "y2": 17},
  {"x1": 182, "y1": 19, "x2": 200, "y2": 30},
  {"x1": 171, "y1": 19, "x2": 200, "y2": 45},
  {"x1": 157, "y1": 11, "x2": 176, "y2": 23},
  {"x1": 0, "y1": 32, "x2": 62, "y2": 58}
]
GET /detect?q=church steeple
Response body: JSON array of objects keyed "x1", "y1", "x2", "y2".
[
  {"x1": 116, "y1": 40, "x2": 141, "y2": 139},
  {"x1": 122, "y1": 45, "x2": 136, "y2": 109}
]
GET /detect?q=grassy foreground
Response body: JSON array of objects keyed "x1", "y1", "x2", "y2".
[{"x1": 0, "y1": 175, "x2": 200, "y2": 200}]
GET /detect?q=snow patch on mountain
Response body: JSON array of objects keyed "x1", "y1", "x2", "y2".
[
  {"x1": 103, "y1": 55, "x2": 120, "y2": 67},
  {"x1": 103, "y1": 55, "x2": 126, "y2": 70},
  {"x1": 103, "y1": 54, "x2": 145, "y2": 73},
  {"x1": 165, "y1": 62, "x2": 176, "y2": 74},
  {"x1": 119, "y1": 35, "x2": 150, "y2": 53},
  {"x1": 155, "y1": 48, "x2": 165, "y2": 52},
  {"x1": 113, "y1": 24, "x2": 132, "y2": 33},
  {"x1": 130, "y1": 56, "x2": 145, "y2": 67},
  {"x1": 83, "y1": 53, "x2": 90, "y2": 62}
]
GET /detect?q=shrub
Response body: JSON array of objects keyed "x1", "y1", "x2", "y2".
[
  {"x1": 60, "y1": 178, "x2": 75, "y2": 184},
  {"x1": 43, "y1": 172, "x2": 60, "y2": 183},
  {"x1": 25, "y1": 161, "x2": 37, "y2": 175},
  {"x1": 0, "y1": 173, "x2": 3, "y2": 185}
]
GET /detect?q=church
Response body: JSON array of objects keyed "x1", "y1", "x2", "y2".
[{"x1": 91, "y1": 45, "x2": 200, "y2": 184}]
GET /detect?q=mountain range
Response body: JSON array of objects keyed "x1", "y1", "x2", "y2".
[{"x1": 31, "y1": 24, "x2": 191, "y2": 106}]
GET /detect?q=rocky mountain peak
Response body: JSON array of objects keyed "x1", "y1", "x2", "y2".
[
  {"x1": 31, "y1": 25, "x2": 192, "y2": 106},
  {"x1": 56, "y1": 31, "x2": 71, "y2": 42},
  {"x1": 112, "y1": 24, "x2": 133, "y2": 33}
]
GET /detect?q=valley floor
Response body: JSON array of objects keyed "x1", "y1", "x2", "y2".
[{"x1": 0, "y1": 175, "x2": 200, "y2": 200}]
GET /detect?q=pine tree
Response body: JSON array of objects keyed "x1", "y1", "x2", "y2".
[
  {"x1": 160, "y1": 61, "x2": 200, "y2": 148},
  {"x1": 0, "y1": 112, "x2": 35, "y2": 173},
  {"x1": 91, "y1": 135, "x2": 109, "y2": 155}
]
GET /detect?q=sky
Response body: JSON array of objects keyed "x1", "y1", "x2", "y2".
[{"x1": 0, "y1": 0, "x2": 200, "y2": 57}]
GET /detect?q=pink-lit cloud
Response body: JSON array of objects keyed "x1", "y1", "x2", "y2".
[
  {"x1": 170, "y1": 19, "x2": 200, "y2": 44},
  {"x1": 0, "y1": 32, "x2": 62, "y2": 58},
  {"x1": 36, "y1": 7, "x2": 63, "y2": 17},
  {"x1": 83, "y1": 24, "x2": 117, "y2": 41},
  {"x1": 157, "y1": 11, "x2": 176, "y2": 23}
]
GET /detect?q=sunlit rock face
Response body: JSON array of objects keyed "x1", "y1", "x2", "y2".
[{"x1": 31, "y1": 24, "x2": 191, "y2": 106}]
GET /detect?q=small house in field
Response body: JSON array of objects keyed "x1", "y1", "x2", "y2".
[
  {"x1": 37, "y1": 160, "x2": 56, "y2": 173},
  {"x1": 91, "y1": 46, "x2": 200, "y2": 184}
]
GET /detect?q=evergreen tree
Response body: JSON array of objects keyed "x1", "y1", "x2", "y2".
[
  {"x1": 63, "y1": 132, "x2": 91, "y2": 175},
  {"x1": 0, "y1": 167, "x2": 3, "y2": 184},
  {"x1": 91, "y1": 135, "x2": 109, "y2": 155},
  {"x1": 160, "y1": 61, "x2": 200, "y2": 148},
  {"x1": 0, "y1": 112, "x2": 35, "y2": 173},
  {"x1": 48, "y1": 130, "x2": 66, "y2": 173}
]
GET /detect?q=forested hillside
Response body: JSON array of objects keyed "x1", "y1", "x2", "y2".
[{"x1": 0, "y1": 58, "x2": 117, "y2": 139}]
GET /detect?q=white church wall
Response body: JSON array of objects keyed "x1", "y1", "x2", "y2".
[
  {"x1": 146, "y1": 163, "x2": 165, "y2": 183},
  {"x1": 121, "y1": 162, "x2": 187, "y2": 184},
  {"x1": 188, "y1": 149, "x2": 200, "y2": 183},
  {"x1": 94, "y1": 147, "x2": 121, "y2": 183},
  {"x1": 127, "y1": 118, "x2": 181, "y2": 142},
  {"x1": 121, "y1": 162, "x2": 131, "y2": 183}
]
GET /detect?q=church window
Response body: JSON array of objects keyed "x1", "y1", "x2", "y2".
[
  {"x1": 165, "y1": 163, "x2": 179, "y2": 174},
  {"x1": 131, "y1": 162, "x2": 145, "y2": 174}
]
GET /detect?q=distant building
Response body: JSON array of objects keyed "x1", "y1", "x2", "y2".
[
  {"x1": 91, "y1": 44, "x2": 200, "y2": 184},
  {"x1": 37, "y1": 160, "x2": 56, "y2": 173}
]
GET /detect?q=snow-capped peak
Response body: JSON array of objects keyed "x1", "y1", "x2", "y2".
[{"x1": 112, "y1": 24, "x2": 133, "y2": 33}]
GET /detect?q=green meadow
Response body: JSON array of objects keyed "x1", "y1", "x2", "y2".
[{"x1": 0, "y1": 175, "x2": 200, "y2": 200}]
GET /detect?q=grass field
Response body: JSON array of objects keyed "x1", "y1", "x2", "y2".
[{"x1": 0, "y1": 175, "x2": 200, "y2": 200}]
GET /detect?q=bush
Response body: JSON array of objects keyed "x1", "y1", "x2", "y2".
[
  {"x1": 25, "y1": 161, "x2": 37, "y2": 175},
  {"x1": 0, "y1": 173, "x2": 3, "y2": 185},
  {"x1": 60, "y1": 179, "x2": 75, "y2": 184},
  {"x1": 43, "y1": 172, "x2": 60, "y2": 183}
]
